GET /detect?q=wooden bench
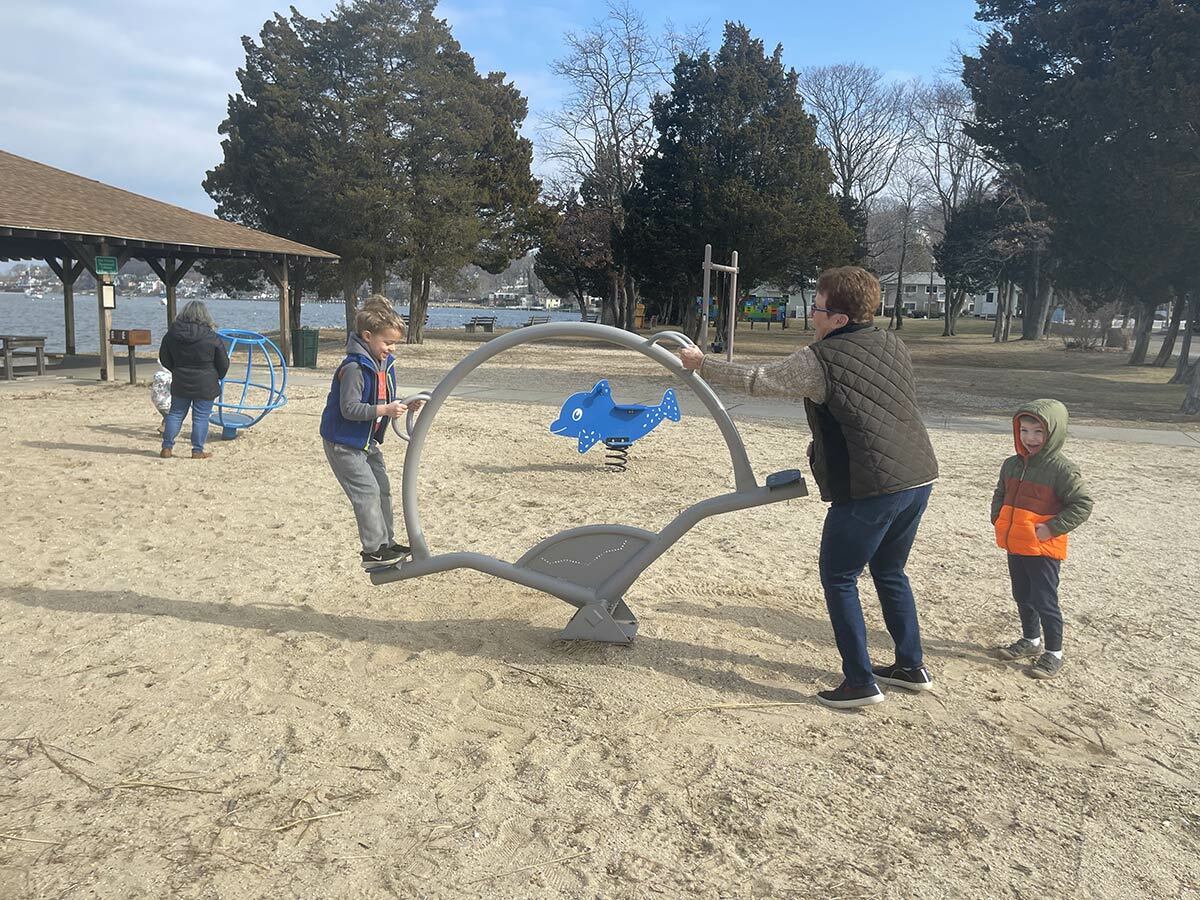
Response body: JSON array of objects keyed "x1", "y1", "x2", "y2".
[
  {"x1": 522, "y1": 314, "x2": 552, "y2": 327},
  {"x1": 581, "y1": 313, "x2": 600, "y2": 324},
  {"x1": 399, "y1": 314, "x2": 429, "y2": 330},
  {"x1": 1, "y1": 335, "x2": 47, "y2": 380},
  {"x1": 465, "y1": 315, "x2": 498, "y2": 333}
]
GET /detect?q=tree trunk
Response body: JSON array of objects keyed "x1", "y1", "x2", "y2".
[
  {"x1": 943, "y1": 287, "x2": 968, "y2": 336},
  {"x1": 1183, "y1": 359, "x2": 1200, "y2": 414},
  {"x1": 1129, "y1": 303, "x2": 1156, "y2": 365},
  {"x1": 406, "y1": 271, "x2": 421, "y2": 344},
  {"x1": 992, "y1": 281, "x2": 1005, "y2": 342},
  {"x1": 370, "y1": 257, "x2": 386, "y2": 295},
  {"x1": 1040, "y1": 285, "x2": 1056, "y2": 338},
  {"x1": 1023, "y1": 277, "x2": 1052, "y2": 341},
  {"x1": 1001, "y1": 282, "x2": 1015, "y2": 342},
  {"x1": 1153, "y1": 293, "x2": 1186, "y2": 367},
  {"x1": 1021, "y1": 253, "x2": 1042, "y2": 340},
  {"x1": 342, "y1": 262, "x2": 359, "y2": 336},
  {"x1": 1170, "y1": 294, "x2": 1198, "y2": 384},
  {"x1": 623, "y1": 272, "x2": 637, "y2": 332}
]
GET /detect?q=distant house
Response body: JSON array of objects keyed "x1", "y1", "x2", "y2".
[{"x1": 877, "y1": 272, "x2": 1022, "y2": 318}]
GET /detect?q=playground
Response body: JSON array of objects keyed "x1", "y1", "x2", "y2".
[{"x1": 1, "y1": 332, "x2": 1197, "y2": 898}]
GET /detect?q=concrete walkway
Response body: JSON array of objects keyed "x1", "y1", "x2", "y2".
[{"x1": 4, "y1": 355, "x2": 1198, "y2": 448}]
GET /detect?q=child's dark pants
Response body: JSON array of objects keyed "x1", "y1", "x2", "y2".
[{"x1": 1007, "y1": 554, "x2": 1063, "y2": 652}]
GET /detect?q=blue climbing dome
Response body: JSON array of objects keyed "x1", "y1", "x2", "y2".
[{"x1": 212, "y1": 329, "x2": 288, "y2": 440}]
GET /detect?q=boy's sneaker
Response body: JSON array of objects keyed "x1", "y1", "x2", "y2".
[
  {"x1": 872, "y1": 663, "x2": 933, "y2": 692},
  {"x1": 1027, "y1": 653, "x2": 1063, "y2": 679},
  {"x1": 994, "y1": 637, "x2": 1042, "y2": 661},
  {"x1": 816, "y1": 681, "x2": 885, "y2": 709},
  {"x1": 387, "y1": 542, "x2": 411, "y2": 556},
  {"x1": 360, "y1": 545, "x2": 404, "y2": 569}
]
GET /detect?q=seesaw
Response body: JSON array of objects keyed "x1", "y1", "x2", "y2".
[{"x1": 370, "y1": 322, "x2": 808, "y2": 644}]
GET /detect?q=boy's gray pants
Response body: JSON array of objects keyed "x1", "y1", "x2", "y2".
[{"x1": 323, "y1": 439, "x2": 395, "y2": 552}]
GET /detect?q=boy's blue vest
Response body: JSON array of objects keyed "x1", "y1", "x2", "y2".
[{"x1": 319, "y1": 351, "x2": 398, "y2": 450}]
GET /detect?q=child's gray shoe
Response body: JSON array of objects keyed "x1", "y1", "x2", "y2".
[
  {"x1": 1027, "y1": 652, "x2": 1063, "y2": 679},
  {"x1": 994, "y1": 638, "x2": 1041, "y2": 661}
]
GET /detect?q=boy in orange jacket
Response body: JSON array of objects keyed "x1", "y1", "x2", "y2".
[{"x1": 991, "y1": 400, "x2": 1093, "y2": 678}]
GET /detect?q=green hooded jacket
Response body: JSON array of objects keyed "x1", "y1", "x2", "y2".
[{"x1": 990, "y1": 399, "x2": 1094, "y2": 559}]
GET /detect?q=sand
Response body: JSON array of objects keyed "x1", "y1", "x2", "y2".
[{"x1": 1, "y1": 340, "x2": 1198, "y2": 899}]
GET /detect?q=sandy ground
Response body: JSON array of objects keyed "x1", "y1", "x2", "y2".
[{"x1": 1, "y1": 342, "x2": 1199, "y2": 899}]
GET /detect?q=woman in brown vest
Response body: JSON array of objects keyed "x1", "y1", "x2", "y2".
[{"x1": 680, "y1": 266, "x2": 939, "y2": 709}]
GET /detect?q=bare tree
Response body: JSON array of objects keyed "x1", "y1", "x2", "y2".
[
  {"x1": 799, "y1": 64, "x2": 917, "y2": 259},
  {"x1": 868, "y1": 157, "x2": 931, "y2": 330},
  {"x1": 540, "y1": 1, "x2": 702, "y2": 329},
  {"x1": 911, "y1": 81, "x2": 993, "y2": 335}
]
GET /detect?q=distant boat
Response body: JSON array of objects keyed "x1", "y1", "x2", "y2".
[
  {"x1": 24, "y1": 288, "x2": 44, "y2": 300},
  {"x1": 160, "y1": 297, "x2": 168, "y2": 306}
]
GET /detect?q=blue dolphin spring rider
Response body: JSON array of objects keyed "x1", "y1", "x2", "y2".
[
  {"x1": 550, "y1": 379, "x2": 681, "y2": 471},
  {"x1": 370, "y1": 322, "x2": 809, "y2": 645}
]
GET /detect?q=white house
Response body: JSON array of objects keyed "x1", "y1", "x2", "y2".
[{"x1": 878, "y1": 272, "x2": 1020, "y2": 318}]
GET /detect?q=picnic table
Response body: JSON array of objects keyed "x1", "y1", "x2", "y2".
[
  {"x1": 465, "y1": 315, "x2": 497, "y2": 333},
  {"x1": 1, "y1": 335, "x2": 47, "y2": 380}
]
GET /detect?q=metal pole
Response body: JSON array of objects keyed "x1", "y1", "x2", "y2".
[
  {"x1": 127, "y1": 344, "x2": 137, "y2": 385},
  {"x1": 726, "y1": 250, "x2": 738, "y2": 362},
  {"x1": 700, "y1": 243, "x2": 712, "y2": 350}
]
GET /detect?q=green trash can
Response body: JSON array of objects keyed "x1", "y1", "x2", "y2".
[{"x1": 291, "y1": 327, "x2": 319, "y2": 368}]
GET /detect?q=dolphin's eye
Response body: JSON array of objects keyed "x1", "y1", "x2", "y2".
[{"x1": 572, "y1": 408, "x2": 583, "y2": 421}]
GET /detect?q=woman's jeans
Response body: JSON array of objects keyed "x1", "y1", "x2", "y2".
[
  {"x1": 162, "y1": 395, "x2": 214, "y2": 452},
  {"x1": 819, "y1": 485, "x2": 933, "y2": 687}
]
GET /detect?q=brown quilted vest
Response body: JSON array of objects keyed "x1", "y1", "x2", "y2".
[{"x1": 803, "y1": 325, "x2": 939, "y2": 503}]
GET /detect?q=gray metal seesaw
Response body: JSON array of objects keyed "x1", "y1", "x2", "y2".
[{"x1": 371, "y1": 322, "x2": 808, "y2": 644}]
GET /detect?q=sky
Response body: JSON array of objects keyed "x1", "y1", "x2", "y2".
[{"x1": 0, "y1": 0, "x2": 984, "y2": 217}]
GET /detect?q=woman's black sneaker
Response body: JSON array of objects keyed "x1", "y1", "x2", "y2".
[
  {"x1": 816, "y1": 681, "x2": 885, "y2": 709},
  {"x1": 871, "y1": 663, "x2": 934, "y2": 692},
  {"x1": 361, "y1": 545, "x2": 404, "y2": 569}
]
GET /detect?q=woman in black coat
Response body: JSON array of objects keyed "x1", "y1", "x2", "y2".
[{"x1": 158, "y1": 300, "x2": 229, "y2": 459}]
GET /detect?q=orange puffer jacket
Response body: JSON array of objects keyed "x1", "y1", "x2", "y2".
[{"x1": 991, "y1": 400, "x2": 1093, "y2": 559}]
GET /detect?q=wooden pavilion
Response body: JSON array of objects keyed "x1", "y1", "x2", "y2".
[{"x1": 0, "y1": 150, "x2": 337, "y2": 379}]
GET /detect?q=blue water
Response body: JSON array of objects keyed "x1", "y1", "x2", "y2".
[{"x1": 0, "y1": 292, "x2": 583, "y2": 354}]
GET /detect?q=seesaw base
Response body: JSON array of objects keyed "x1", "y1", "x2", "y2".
[{"x1": 559, "y1": 598, "x2": 638, "y2": 644}]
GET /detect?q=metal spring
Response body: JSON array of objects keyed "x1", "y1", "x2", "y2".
[{"x1": 603, "y1": 438, "x2": 631, "y2": 472}]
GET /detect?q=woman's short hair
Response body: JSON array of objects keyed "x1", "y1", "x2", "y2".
[
  {"x1": 816, "y1": 267, "x2": 881, "y2": 324},
  {"x1": 176, "y1": 300, "x2": 217, "y2": 329},
  {"x1": 355, "y1": 294, "x2": 405, "y2": 336}
]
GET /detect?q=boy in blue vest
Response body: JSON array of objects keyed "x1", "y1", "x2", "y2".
[{"x1": 320, "y1": 296, "x2": 420, "y2": 569}]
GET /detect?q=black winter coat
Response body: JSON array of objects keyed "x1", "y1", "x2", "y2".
[{"x1": 159, "y1": 322, "x2": 230, "y2": 400}]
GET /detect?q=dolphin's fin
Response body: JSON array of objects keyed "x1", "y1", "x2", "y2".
[{"x1": 660, "y1": 388, "x2": 681, "y2": 422}]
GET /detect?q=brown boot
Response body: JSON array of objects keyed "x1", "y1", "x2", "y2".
[
  {"x1": 160, "y1": 448, "x2": 172, "y2": 459},
  {"x1": 191, "y1": 450, "x2": 212, "y2": 460}
]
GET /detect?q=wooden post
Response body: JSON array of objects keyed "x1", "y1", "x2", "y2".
[
  {"x1": 94, "y1": 241, "x2": 115, "y2": 381},
  {"x1": 263, "y1": 256, "x2": 292, "y2": 364},
  {"x1": 45, "y1": 253, "x2": 84, "y2": 356},
  {"x1": 147, "y1": 257, "x2": 193, "y2": 328},
  {"x1": 278, "y1": 255, "x2": 291, "y2": 364},
  {"x1": 166, "y1": 258, "x2": 178, "y2": 323}
]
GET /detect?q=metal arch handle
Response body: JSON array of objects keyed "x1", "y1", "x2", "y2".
[
  {"x1": 391, "y1": 391, "x2": 433, "y2": 442},
  {"x1": 647, "y1": 331, "x2": 695, "y2": 351}
]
